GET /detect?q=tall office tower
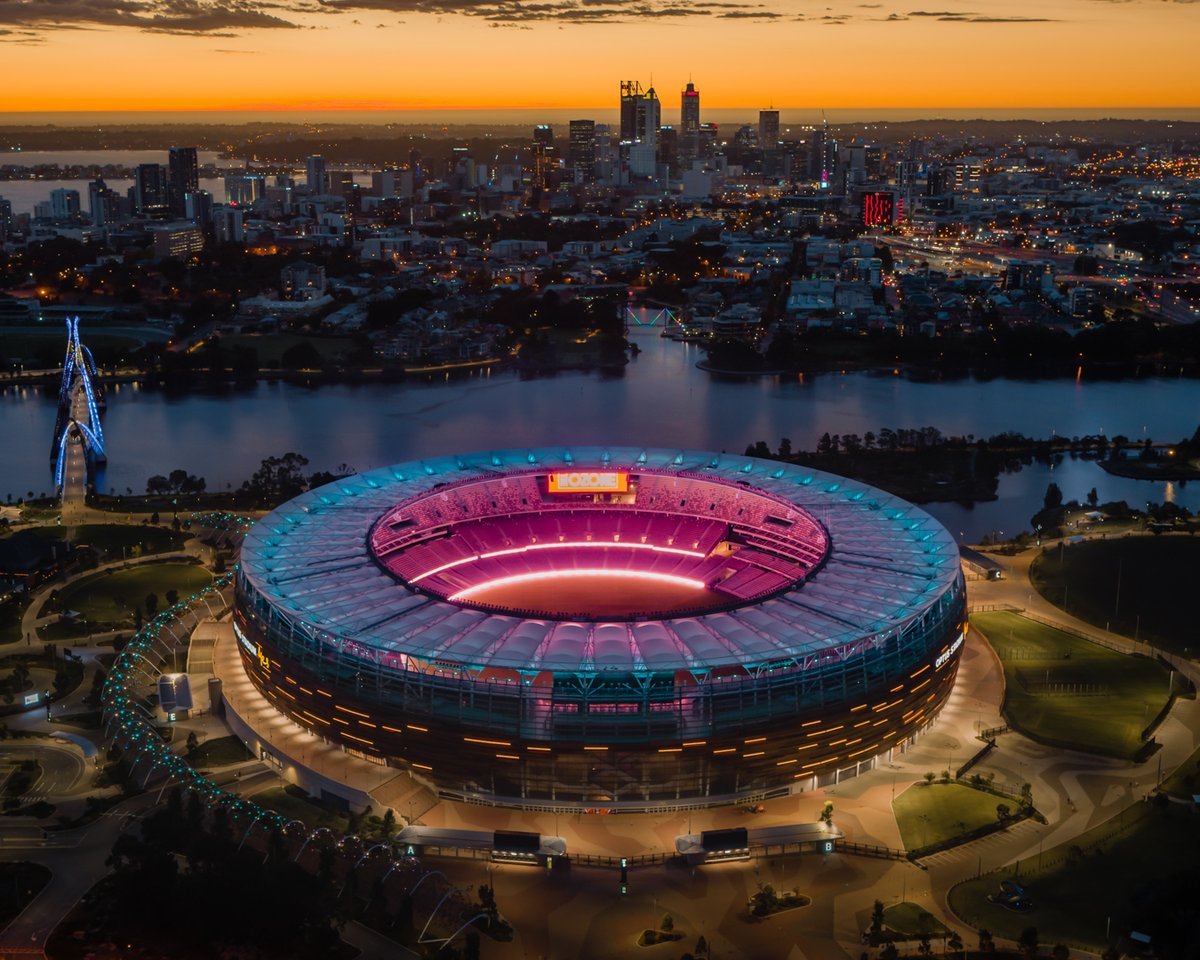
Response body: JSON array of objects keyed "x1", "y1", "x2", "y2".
[
  {"x1": 88, "y1": 178, "x2": 122, "y2": 226},
  {"x1": 620, "y1": 80, "x2": 644, "y2": 142},
  {"x1": 134, "y1": 163, "x2": 169, "y2": 217},
  {"x1": 864, "y1": 145, "x2": 884, "y2": 182},
  {"x1": 185, "y1": 190, "x2": 215, "y2": 231},
  {"x1": 531, "y1": 124, "x2": 554, "y2": 189},
  {"x1": 619, "y1": 80, "x2": 661, "y2": 145},
  {"x1": 0, "y1": 196, "x2": 12, "y2": 240},
  {"x1": 758, "y1": 110, "x2": 780, "y2": 151},
  {"x1": 49, "y1": 188, "x2": 81, "y2": 220},
  {"x1": 620, "y1": 80, "x2": 660, "y2": 178},
  {"x1": 568, "y1": 120, "x2": 596, "y2": 182},
  {"x1": 167, "y1": 146, "x2": 199, "y2": 217},
  {"x1": 657, "y1": 125, "x2": 678, "y2": 173},
  {"x1": 305, "y1": 155, "x2": 327, "y2": 194},
  {"x1": 212, "y1": 205, "x2": 244, "y2": 244},
  {"x1": 681, "y1": 82, "x2": 700, "y2": 137},
  {"x1": 809, "y1": 120, "x2": 836, "y2": 188},
  {"x1": 680, "y1": 81, "x2": 702, "y2": 164},
  {"x1": 372, "y1": 168, "x2": 401, "y2": 198}
]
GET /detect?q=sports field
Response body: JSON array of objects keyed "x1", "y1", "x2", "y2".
[
  {"x1": 949, "y1": 803, "x2": 1194, "y2": 951},
  {"x1": 1030, "y1": 536, "x2": 1199, "y2": 653},
  {"x1": 970, "y1": 611, "x2": 1173, "y2": 759}
]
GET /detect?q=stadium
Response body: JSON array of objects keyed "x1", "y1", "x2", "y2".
[{"x1": 233, "y1": 447, "x2": 965, "y2": 809}]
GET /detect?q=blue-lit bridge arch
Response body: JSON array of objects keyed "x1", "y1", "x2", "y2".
[{"x1": 51, "y1": 316, "x2": 107, "y2": 494}]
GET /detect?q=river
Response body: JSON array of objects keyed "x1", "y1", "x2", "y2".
[{"x1": 3, "y1": 313, "x2": 1198, "y2": 542}]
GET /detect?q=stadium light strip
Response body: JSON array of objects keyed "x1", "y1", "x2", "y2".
[
  {"x1": 447, "y1": 568, "x2": 708, "y2": 601},
  {"x1": 410, "y1": 540, "x2": 706, "y2": 583}
]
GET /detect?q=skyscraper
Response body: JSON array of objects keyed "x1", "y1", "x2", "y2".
[
  {"x1": 134, "y1": 163, "x2": 169, "y2": 218},
  {"x1": 49, "y1": 188, "x2": 80, "y2": 220},
  {"x1": 620, "y1": 80, "x2": 644, "y2": 143},
  {"x1": 88, "y1": 178, "x2": 122, "y2": 227},
  {"x1": 531, "y1": 125, "x2": 554, "y2": 189},
  {"x1": 305, "y1": 155, "x2": 327, "y2": 194},
  {"x1": 168, "y1": 146, "x2": 199, "y2": 217},
  {"x1": 758, "y1": 110, "x2": 780, "y2": 151},
  {"x1": 568, "y1": 120, "x2": 596, "y2": 183},
  {"x1": 681, "y1": 82, "x2": 700, "y2": 137}
]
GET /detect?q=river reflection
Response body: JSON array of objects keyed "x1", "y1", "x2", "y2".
[{"x1": 3, "y1": 316, "x2": 1198, "y2": 541}]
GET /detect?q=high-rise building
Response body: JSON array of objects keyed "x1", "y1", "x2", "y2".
[
  {"x1": 305, "y1": 155, "x2": 327, "y2": 194},
  {"x1": 88, "y1": 178, "x2": 122, "y2": 227},
  {"x1": 568, "y1": 120, "x2": 596, "y2": 183},
  {"x1": 619, "y1": 81, "x2": 659, "y2": 146},
  {"x1": 758, "y1": 110, "x2": 780, "y2": 151},
  {"x1": 0, "y1": 196, "x2": 12, "y2": 240},
  {"x1": 49, "y1": 188, "x2": 81, "y2": 220},
  {"x1": 809, "y1": 120, "x2": 837, "y2": 189},
  {"x1": 168, "y1": 147, "x2": 199, "y2": 218},
  {"x1": 134, "y1": 163, "x2": 169, "y2": 217},
  {"x1": 620, "y1": 80, "x2": 661, "y2": 179},
  {"x1": 681, "y1": 82, "x2": 700, "y2": 137},
  {"x1": 531, "y1": 125, "x2": 554, "y2": 189},
  {"x1": 620, "y1": 80, "x2": 644, "y2": 142},
  {"x1": 213, "y1": 205, "x2": 245, "y2": 244},
  {"x1": 185, "y1": 190, "x2": 215, "y2": 230}
]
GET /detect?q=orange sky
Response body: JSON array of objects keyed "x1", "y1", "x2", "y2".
[{"x1": 1, "y1": 1, "x2": 1197, "y2": 114}]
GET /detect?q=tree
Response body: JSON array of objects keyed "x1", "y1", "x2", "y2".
[
  {"x1": 185, "y1": 731, "x2": 199, "y2": 755},
  {"x1": 1052, "y1": 945, "x2": 1070, "y2": 960},
  {"x1": 924, "y1": 771, "x2": 936, "y2": 784},
  {"x1": 1018, "y1": 926, "x2": 1040, "y2": 958},
  {"x1": 660, "y1": 913, "x2": 673, "y2": 932},
  {"x1": 695, "y1": 934, "x2": 708, "y2": 956},
  {"x1": 1044, "y1": 482, "x2": 1063, "y2": 511},
  {"x1": 979, "y1": 928, "x2": 995, "y2": 954},
  {"x1": 1087, "y1": 487, "x2": 1099, "y2": 507},
  {"x1": 870, "y1": 899, "x2": 885, "y2": 936},
  {"x1": 820, "y1": 800, "x2": 834, "y2": 825},
  {"x1": 880, "y1": 943, "x2": 900, "y2": 960},
  {"x1": 917, "y1": 933, "x2": 932, "y2": 957},
  {"x1": 145, "y1": 593, "x2": 159, "y2": 617},
  {"x1": 947, "y1": 931, "x2": 965, "y2": 959},
  {"x1": 380, "y1": 808, "x2": 396, "y2": 840},
  {"x1": 165, "y1": 590, "x2": 179, "y2": 607},
  {"x1": 996, "y1": 802, "x2": 1011, "y2": 822}
]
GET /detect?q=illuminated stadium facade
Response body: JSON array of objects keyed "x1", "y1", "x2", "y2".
[{"x1": 234, "y1": 448, "x2": 965, "y2": 809}]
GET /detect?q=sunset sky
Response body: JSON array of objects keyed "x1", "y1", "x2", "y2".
[{"x1": 1, "y1": 0, "x2": 1197, "y2": 115}]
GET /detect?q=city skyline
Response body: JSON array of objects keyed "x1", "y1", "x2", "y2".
[{"x1": 1, "y1": 0, "x2": 1198, "y2": 114}]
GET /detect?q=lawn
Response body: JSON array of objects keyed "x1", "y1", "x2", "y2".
[
  {"x1": 1030, "y1": 536, "x2": 1200, "y2": 654},
  {"x1": 949, "y1": 802, "x2": 1195, "y2": 952},
  {"x1": 251, "y1": 785, "x2": 351, "y2": 834},
  {"x1": 893, "y1": 782, "x2": 1009, "y2": 852},
  {"x1": 53, "y1": 563, "x2": 212, "y2": 625},
  {"x1": 186, "y1": 734, "x2": 253, "y2": 768},
  {"x1": 882, "y1": 901, "x2": 953, "y2": 939},
  {"x1": 0, "y1": 861, "x2": 51, "y2": 927},
  {"x1": 67, "y1": 523, "x2": 187, "y2": 558},
  {"x1": 970, "y1": 611, "x2": 1173, "y2": 759}
]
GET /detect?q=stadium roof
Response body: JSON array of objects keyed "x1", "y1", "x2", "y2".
[{"x1": 239, "y1": 447, "x2": 961, "y2": 675}]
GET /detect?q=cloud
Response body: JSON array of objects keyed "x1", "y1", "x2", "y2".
[
  {"x1": 0, "y1": 0, "x2": 300, "y2": 33},
  {"x1": 314, "y1": 0, "x2": 785, "y2": 23},
  {"x1": 903, "y1": 8, "x2": 1058, "y2": 19}
]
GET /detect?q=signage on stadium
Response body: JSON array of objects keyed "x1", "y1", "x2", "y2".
[
  {"x1": 547, "y1": 472, "x2": 629, "y2": 494},
  {"x1": 935, "y1": 631, "x2": 964, "y2": 669}
]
